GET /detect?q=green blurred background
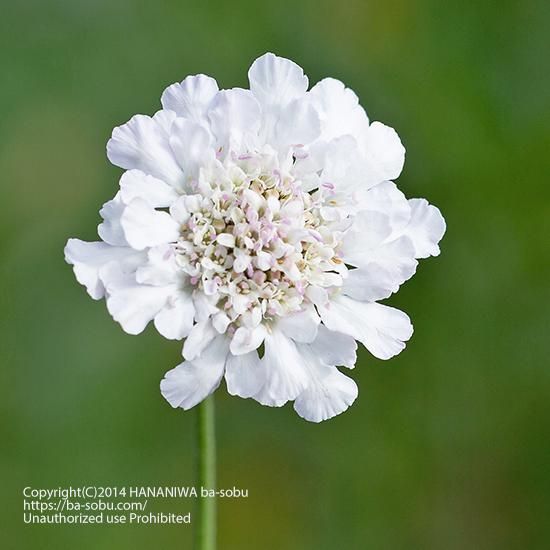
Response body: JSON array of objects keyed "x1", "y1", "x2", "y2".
[{"x1": 2, "y1": 1, "x2": 549, "y2": 548}]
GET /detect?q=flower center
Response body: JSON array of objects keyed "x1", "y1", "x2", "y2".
[{"x1": 175, "y1": 151, "x2": 344, "y2": 329}]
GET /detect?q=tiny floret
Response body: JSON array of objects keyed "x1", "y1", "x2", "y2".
[{"x1": 65, "y1": 53, "x2": 445, "y2": 422}]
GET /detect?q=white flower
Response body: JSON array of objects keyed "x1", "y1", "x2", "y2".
[{"x1": 65, "y1": 53, "x2": 445, "y2": 423}]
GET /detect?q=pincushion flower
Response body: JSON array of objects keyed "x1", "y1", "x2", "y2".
[{"x1": 65, "y1": 52, "x2": 445, "y2": 423}]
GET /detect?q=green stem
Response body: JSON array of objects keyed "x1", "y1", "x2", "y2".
[{"x1": 195, "y1": 395, "x2": 216, "y2": 550}]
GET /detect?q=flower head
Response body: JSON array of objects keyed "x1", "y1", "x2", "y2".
[{"x1": 65, "y1": 53, "x2": 445, "y2": 422}]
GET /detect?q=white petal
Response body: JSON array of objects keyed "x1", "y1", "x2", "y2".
[
  {"x1": 308, "y1": 324, "x2": 357, "y2": 369},
  {"x1": 230, "y1": 325, "x2": 267, "y2": 356},
  {"x1": 305, "y1": 285, "x2": 329, "y2": 306},
  {"x1": 101, "y1": 263, "x2": 174, "y2": 335},
  {"x1": 135, "y1": 244, "x2": 178, "y2": 286},
  {"x1": 310, "y1": 77, "x2": 369, "y2": 142},
  {"x1": 154, "y1": 293, "x2": 194, "y2": 340},
  {"x1": 293, "y1": 355, "x2": 358, "y2": 422},
  {"x1": 272, "y1": 97, "x2": 321, "y2": 150},
  {"x1": 98, "y1": 194, "x2": 127, "y2": 246},
  {"x1": 160, "y1": 335, "x2": 228, "y2": 410},
  {"x1": 168, "y1": 118, "x2": 215, "y2": 184},
  {"x1": 318, "y1": 295, "x2": 413, "y2": 360},
  {"x1": 212, "y1": 312, "x2": 231, "y2": 334},
  {"x1": 360, "y1": 121, "x2": 406, "y2": 183},
  {"x1": 169, "y1": 195, "x2": 192, "y2": 224},
  {"x1": 106, "y1": 111, "x2": 184, "y2": 188},
  {"x1": 208, "y1": 89, "x2": 261, "y2": 152},
  {"x1": 233, "y1": 252, "x2": 251, "y2": 273},
  {"x1": 317, "y1": 135, "x2": 371, "y2": 194},
  {"x1": 216, "y1": 233, "x2": 235, "y2": 248},
  {"x1": 253, "y1": 329, "x2": 309, "y2": 407},
  {"x1": 120, "y1": 198, "x2": 180, "y2": 250},
  {"x1": 277, "y1": 305, "x2": 320, "y2": 343},
  {"x1": 248, "y1": 52, "x2": 308, "y2": 108},
  {"x1": 192, "y1": 292, "x2": 219, "y2": 323},
  {"x1": 64, "y1": 239, "x2": 143, "y2": 300},
  {"x1": 404, "y1": 199, "x2": 446, "y2": 258},
  {"x1": 230, "y1": 293, "x2": 251, "y2": 315},
  {"x1": 254, "y1": 251, "x2": 272, "y2": 270},
  {"x1": 203, "y1": 279, "x2": 218, "y2": 296},
  {"x1": 342, "y1": 211, "x2": 392, "y2": 259},
  {"x1": 355, "y1": 181, "x2": 411, "y2": 236},
  {"x1": 182, "y1": 319, "x2": 217, "y2": 361},
  {"x1": 342, "y1": 238, "x2": 418, "y2": 302},
  {"x1": 119, "y1": 169, "x2": 179, "y2": 208},
  {"x1": 225, "y1": 351, "x2": 264, "y2": 398},
  {"x1": 161, "y1": 74, "x2": 219, "y2": 121}
]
